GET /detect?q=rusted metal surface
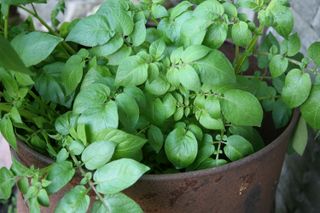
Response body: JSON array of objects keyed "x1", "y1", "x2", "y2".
[{"x1": 16, "y1": 110, "x2": 299, "y2": 213}]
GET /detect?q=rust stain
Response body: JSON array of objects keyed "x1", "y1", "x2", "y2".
[{"x1": 239, "y1": 174, "x2": 254, "y2": 195}]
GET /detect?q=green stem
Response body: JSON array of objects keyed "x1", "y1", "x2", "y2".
[
  {"x1": 17, "y1": 5, "x2": 76, "y2": 55},
  {"x1": 215, "y1": 142, "x2": 222, "y2": 160},
  {"x1": 235, "y1": 25, "x2": 265, "y2": 74},
  {"x1": 4, "y1": 13, "x2": 9, "y2": 39},
  {"x1": 69, "y1": 152, "x2": 111, "y2": 211}
]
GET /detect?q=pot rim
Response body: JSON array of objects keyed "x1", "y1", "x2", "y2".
[{"x1": 17, "y1": 110, "x2": 299, "y2": 181}]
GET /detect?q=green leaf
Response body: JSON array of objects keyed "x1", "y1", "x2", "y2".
[
  {"x1": 115, "y1": 55, "x2": 148, "y2": 86},
  {"x1": 37, "y1": 189, "x2": 50, "y2": 207},
  {"x1": 69, "y1": 140, "x2": 85, "y2": 156},
  {"x1": 308, "y1": 42, "x2": 320, "y2": 66},
  {"x1": 92, "y1": 193, "x2": 143, "y2": 213},
  {"x1": 6, "y1": 0, "x2": 46, "y2": 5},
  {"x1": 94, "y1": 158, "x2": 149, "y2": 194},
  {"x1": 301, "y1": 86, "x2": 320, "y2": 129},
  {"x1": 0, "y1": 116, "x2": 17, "y2": 150},
  {"x1": 268, "y1": 2, "x2": 293, "y2": 37},
  {"x1": 151, "y1": 4, "x2": 168, "y2": 19},
  {"x1": 181, "y1": 45, "x2": 210, "y2": 63},
  {"x1": 62, "y1": 55, "x2": 84, "y2": 95},
  {"x1": 131, "y1": 19, "x2": 146, "y2": 47},
  {"x1": 55, "y1": 112, "x2": 78, "y2": 136},
  {"x1": 286, "y1": 33, "x2": 301, "y2": 57},
  {"x1": 115, "y1": 93, "x2": 139, "y2": 130},
  {"x1": 51, "y1": 0, "x2": 65, "y2": 27},
  {"x1": 180, "y1": 17, "x2": 210, "y2": 46},
  {"x1": 56, "y1": 148, "x2": 69, "y2": 162},
  {"x1": 197, "y1": 158, "x2": 227, "y2": 170},
  {"x1": 147, "y1": 125, "x2": 164, "y2": 153},
  {"x1": 165, "y1": 127, "x2": 198, "y2": 169},
  {"x1": 0, "y1": 168, "x2": 14, "y2": 200},
  {"x1": 177, "y1": 64, "x2": 201, "y2": 91},
  {"x1": 204, "y1": 22, "x2": 228, "y2": 49},
  {"x1": 54, "y1": 185, "x2": 90, "y2": 213},
  {"x1": 66, "y1": 15, "x2": 113, "y2": 47},
  {"x1": 0, "y1": 36, "x2": 32, "y2": 75},
  {"x1": 291, "y1": 117, "x2": 308, "y2": 156},
  {"x1": 198, "y1": 111, "x2": 224, "y2": 130},
  {"x1": 78, "y1": 100, "x2": 118, "y2": 134},
  {"x1": 194, "y1": 50, "x2": 236, "y2": 86},
  {"x1": 229, "y1": 126, "x2": 264, "y2": 151},
  {"x1": 11, "y1": 32, "x2": 62, "y2": 67},
  {"x1": 46, "y1": 161, "x2": 75, "y2": 194},
  {"x1": 272, "y1": 99, "x2": 292, "y2": 129},
  {"x1": 35, "y1": 62, "x2": 70, "y2": 107},
  {"x1": 81, "y1": 141, "x2": 115, "y2": 170},
  {"x1": 92, "y1": 129, "x2": 147, "y2": 159},
  {"x1": 224, "y1": 135, "x2": 254, "y2": 161},
  {"x1": 90, "y1": 35, "x2": 124, "y2": 57},
  {"x1": 149, "y1": 39, "x2": 166, "y2": 60},
  {"x1": 223, "y1": 2, "x2": 237, "y2": 17},
  {"x1": 97, "y1": 0, "x2": 134, "y2": 36},
  {"x1": 269, "y1": 54, "x2": 288, "y2": 78},
  {"x1": 221, "y1": 89, "x2": 263, "y2": 127},
  {"x1": 169, "y1": 1, "x2": 193, "y2": 20},
  {"x1": 193, "y1": 0, "x2": 224, "y2": 19},
  {"x1": 231, "y1": 21, "x2": 252, "y2": 47},
  {"x1": 145, "y1": 75, "x2": 170, "y2": 96},
  {"x1": 282, "y1": 69, "x2": 312, "y2": 108}
]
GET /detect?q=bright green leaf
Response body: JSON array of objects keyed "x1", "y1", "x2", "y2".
[
  {"x1": 308, "y1": 42, "x2": 320, "y2": 66},
  {"x1": 301, "y1": 86, "x2": 320, "y2": 129},
  {"x1": 269, "y1": 54, "x2": 288, "y2": 78},
  {"x1": 231, "y1": 21, "x2": 252, "y2": 47},
  {"x1": 224, "y1": 135, "x2": 254, "y2": 161}
]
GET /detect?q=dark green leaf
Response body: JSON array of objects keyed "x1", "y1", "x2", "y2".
[
  {"x1": 224, "y1": 135, "x2": 254, "y2": 161},
  {"x1": 46, "y1": 161, "x2": 75, "y2": 194},
  {"x1": 221, "y1": 89, "x2": 263, "y2": 127},
  {"x1": 286, "y1": 33, "x2": 301, "y2": 57},
  {"x1": 0, "y1": 36, "x2": 32, "y2": 75},
  {"x1": 90, "y1": 35, "x2": 124, "y2": 57},
  {"x1": 229, "y1": 126, "x2": 264, "y2": 151},
  {"x1": 194, "y1": 50, "x2": 236, "y2": 86},
  {"x1": 0, "y1": 167, "x2": 14, "y2": 200},
  {"x1": 282, "y1": 69, "x2": 312, "y2": 108},
  {"x1": 94, "y1": 158, "x2": 149, "y2": 194},
  {"x1": 115, "y1": 93, "x2": 139, "y2": 130},
  {"x1": 0, "y1": 116, "x2": 17, "y2": 150},
  {"x1": 272, "y1": 99, "x2": 292, "y2": 129},
  {"x1": 54, "y1": 185, "x2": 90, "y2": 213},
  {"x1": 66, "y1": 15, "x2": 113, "y2": 47},
  {"x1": 301, "y1": 86, "x2": 320, "y2": 129},
  {"x1": 62, "y1": 55, "x2": 84, "y2": 95},
  {"x1": 308, "y1": 42, "x2": 320, "y2": 66},
  {"x1": 147, "y1": 125, "x2": 164, "y2": 153},
  {"x1": 165, "y1": 127, "x2": 198, "y2": 169},
  {"x1": 197, "y1": 158, "x2": 227, "y2": 170},
  {"x1": 11, "y1": 32, "x2": 62, "y2": 67}
]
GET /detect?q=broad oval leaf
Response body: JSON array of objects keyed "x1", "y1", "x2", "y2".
[
  {"x1": 94, "y1": 158, "x2": 150, "y2": 194},
  {"x1": 282, "y1": 69, "x2": 312, "y2": 108},
  {"x1": 54, "y1": 185, "x2": 90, "y2": 213},
  {"x1": 194, "y1": 50, "x2": 236, "y2": 86},
  {"x1": 269, "y1": 55, "x2": 288, "y2": 78},
  {"x1": 90, "y1": 35, "x2": 124, "y2": 57},
  {"x1": 221, "y1": 89, "x2": 263, "y2": 127},
  {"x1": 165, "y1": 127, "x2": 198, "y2": 169},
  {"x1": 92, "y1": 193, "x2": 143, "y2": 213},
  {"x1": 177, "y1": 64, "x2": 201, "y2": 91},
  {"x1": 181, "y1": 45, "x2": 211, "y2": 63},
  {"x1": 92, "y1": 129, "x2": 147, "y2": 159},
  {"x1": 147, "y1": 125, "x2": 164, "y2": 153},
  {"x1": 11, "y1": 32, "x2": 62, "y2": 67},
  {"x1": 66, "y1": 15, "x2": 114, "y2": 47},
  {"x1": 115, "y1": 93, "x2": 139, "y2": 130},
  {"x1": 231, "y1": 21, "x2": 252, "y2": 47},
  {"x1": 115, "y1": 55, "x2": 148, "y2": 86},
  {"x1": 46, "y1": 161, "x2": 75, "y2": 194},
  {"x1": 204, "y1": 22, "x2": 228, "y2": 49},
  {"x1": 224, "y1": 135, "x2": 254, "y2": 161},
  {"x1": 286, "y1": 33, "x2": 301, "y2": 57},
  {"x1": 301, "y1": 86, "x2": 320, "y2": 129},
  {"x1": 308, "y1": 42, "x2": 320, "y2": 66},
  {"x1": 81, "y1": 141, "x2": 116, "y2": 170}
]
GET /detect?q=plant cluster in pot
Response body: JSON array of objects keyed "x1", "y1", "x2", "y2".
[{"x1": 0, "y1": 0, "x2": 319, "y2": 212}]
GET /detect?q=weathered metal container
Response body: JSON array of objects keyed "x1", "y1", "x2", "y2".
[{"x1": 16, "y1": 111, "x2": 299, "y2": 213}]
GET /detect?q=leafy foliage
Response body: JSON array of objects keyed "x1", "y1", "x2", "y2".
[{"x1": 0, "y1": 0, "x2": 319, "y2": 212}]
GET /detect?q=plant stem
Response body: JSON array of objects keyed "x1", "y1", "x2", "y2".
[
  {"x1": 69, "y1": 152, "x2": 111, "y2": 211},
  {"x1": 17, "y1": 5, "x2": 76, "y2": 55},
  {"x1": 4, "y1": 16, "x2": 8, "y2": 39},
  {"x1": 235, "y1": 25, "x2": 264, "y2": 74}
]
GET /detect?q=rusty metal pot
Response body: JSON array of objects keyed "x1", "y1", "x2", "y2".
[{"x1": 16, "y1": 110, "x2": 299, "y2": 213}]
